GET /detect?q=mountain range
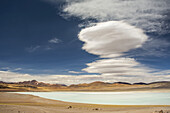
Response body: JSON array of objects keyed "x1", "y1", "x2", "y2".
[{"x1": 0, "y1": 80, "x2": 170, "y2": 92}]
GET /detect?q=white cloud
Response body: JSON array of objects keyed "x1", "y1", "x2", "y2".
[
  {"x1": 14, "y1": 68, "x2": 22, "y2": 71},
  {"x1": 83, "y1": 58, "x2": 152, "y2": 75},
  {"x1": 0, "y1": 67, "x2": 10, "y2": 70},
  {"x1": 0, "y1": 71, "x2": 34, "y2": 82},
  {"x1": 78, "y1": 21, "x2": 148, "y2": 58},
  {"x1": 0, "y1": 70, "x2": 170, "y2": 85},
  {"x1": 48, "y1": 0, "x2": 169, "y2": 57},
  {"x1": 77, "y1": 21, "x2": 167, "y2": 81},
  {"x1": 0, "y1": 71, "x2": 101, "y2": 85},
  {"x1": 19, "y1": 0, "x2": 170, "y2": 84},
  {"x1": 68, "y1": 71, "x2": 83, "y2": 74},
  {"x1": 48, "y1": 38, "x2": 62, "y2": 44},
  {"x1": 63, "y1": 0, "x2": 169, "y2": 34},
  {"x1": 20, "y1": 20, "x2": 170, "y2": 84}
]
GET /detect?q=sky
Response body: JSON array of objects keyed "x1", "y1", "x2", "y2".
[{"x1": 0, "y1": 0, "x2": 170, "y2": 85}]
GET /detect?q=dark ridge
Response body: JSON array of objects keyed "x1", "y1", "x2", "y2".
[
  {"x1": 0, "y1": 81, "x2": 15, "y2": 84},
  {"x1": 60, "y1": 84, "x2": 67, "y2": 86},
  {"x1": 133, "y1": 82, "x2": 148, "y2": 85},
  {"x1": 113, "y1": 82, "x2": 131, "y2": 85}
]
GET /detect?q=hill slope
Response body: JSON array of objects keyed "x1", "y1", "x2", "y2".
[{"x1": 0, "y1": 80, "x2": 170, "y2": 92}]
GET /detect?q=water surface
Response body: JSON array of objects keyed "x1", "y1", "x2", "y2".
[{"x1": 17, "y1": 92, "x2": 170, "y2": 105}]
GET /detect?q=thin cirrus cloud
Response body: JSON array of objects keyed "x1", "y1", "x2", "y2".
[
  {"x1": 63, "y1": 0, "x2": 170, "y2": 34},
  {"x1": 26, "y1": 38, "x2": 62, "y2": 52},
  {"x1": 127, "y1": 39, "x2": 170, "y2": 57},
  {"x1": 48, "y1": 38, "x2": 62, "y2": 44}
]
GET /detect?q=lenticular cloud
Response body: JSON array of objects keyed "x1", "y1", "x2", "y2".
[
  {"x1": 78, "y1": 21, "x2": 148, "y2": 58},
  {"x1": 78, "y1": 21, "x2": 150, "y2": 77}
]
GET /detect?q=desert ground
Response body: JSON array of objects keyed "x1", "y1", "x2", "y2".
[{"x1": 0, "y1": 92, "x2": 170, "y2": 113}]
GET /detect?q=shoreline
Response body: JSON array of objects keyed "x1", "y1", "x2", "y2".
[
  {"x1": 0, "y1": 92, "x2": 170, "y2": 113},
  {"x1": 1, "y1": 88, "x2": 170, "y2": 93}
]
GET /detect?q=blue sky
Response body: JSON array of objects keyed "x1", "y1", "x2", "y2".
[
  {"x1": 0, "y1": 0, "x2": 170, "y2": 84},
  {"x1": 0, "y1": 0, "x2": 96, "y2": 74}
]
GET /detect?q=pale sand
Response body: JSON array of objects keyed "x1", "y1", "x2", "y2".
[{"x1": 0, "y1": 92, "x2": 170, "y2": 113}]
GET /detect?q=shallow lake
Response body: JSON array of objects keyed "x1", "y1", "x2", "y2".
[{"x1": 16, "y1": 91, "x2": 170, "y2": 105}]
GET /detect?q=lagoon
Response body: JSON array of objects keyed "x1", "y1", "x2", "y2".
[{"x1": 16, "y1": 92, "x2": 170, "y2": 105}]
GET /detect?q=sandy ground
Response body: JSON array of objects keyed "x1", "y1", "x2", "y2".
[{"x1": 0, "y1": 92, "x2": 170, "y2": 113}]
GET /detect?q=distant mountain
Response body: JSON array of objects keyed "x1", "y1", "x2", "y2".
[
  {"x1": 18, "y1": 80, "x2": 39, "y2": 85},
  {"x1": 18, "y1": 80, "x2": 66, "y2": 87},
  {"x1": 69, "y1": 81, "x2": 111, "y2": 88},
  {"x1": 0, "y1": 80, "x2": 170, "y2": 92}
]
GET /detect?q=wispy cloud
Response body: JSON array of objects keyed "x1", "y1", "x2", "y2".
[
  {"x1": 48, "y1": 38, "x2": 62, "y2": 44},
  {"x1": 0, "y1": 67, "x2": 22, "y2": 72},
  {"x1": 26, "y1": 37, "x2": 62, "y2": 52},
  {"x1": 63, "y1": 0, "x2": 169, "y2": 34},
  {"x1": 127, "y1": 39, "x2": 170, "y2": 57},
  {"x1": 68, "y1": 71, "x2": 83, "y2": 74},
  {"x1": 14, "y1": 68, "x2": 22, "y2": 71},
  {"x1": 0, "y1": 67, "x2": 10, "y2": 71}
]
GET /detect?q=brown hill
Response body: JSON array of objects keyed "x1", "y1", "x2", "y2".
[{"x1": 0, "y1": 80, "x2": 170, "y2": 92}]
